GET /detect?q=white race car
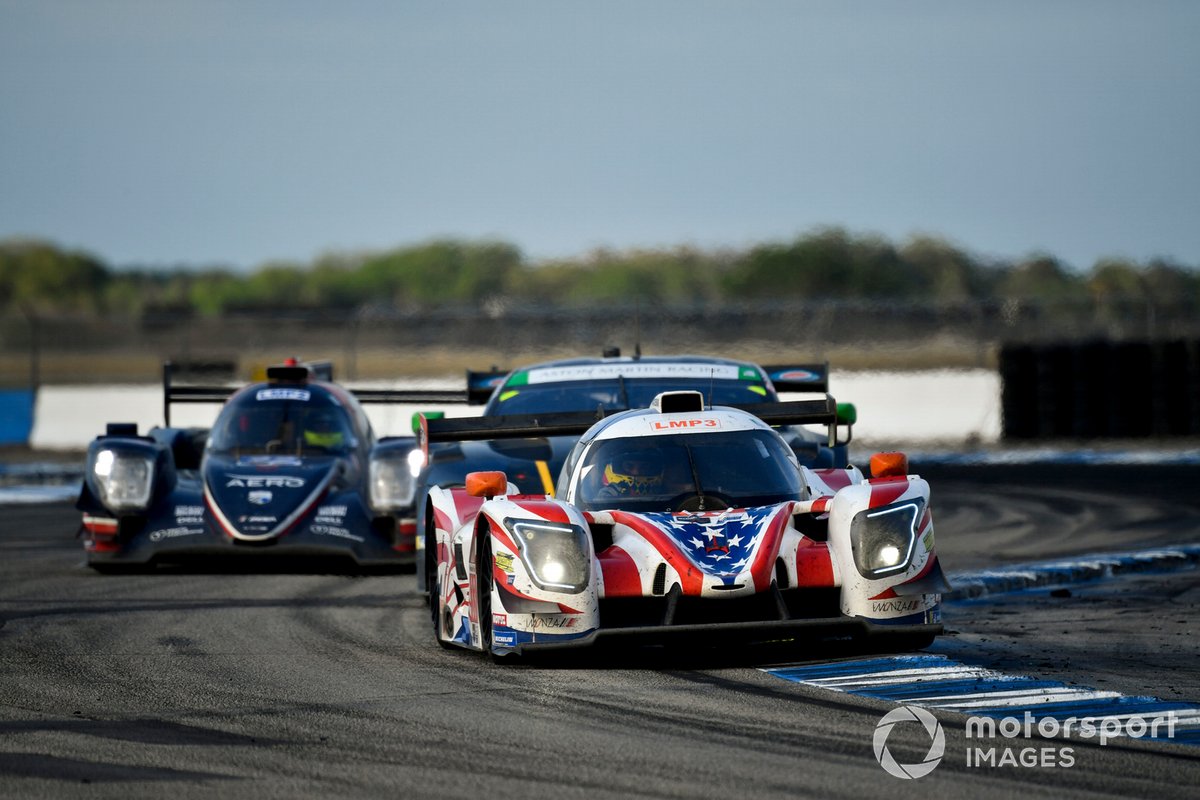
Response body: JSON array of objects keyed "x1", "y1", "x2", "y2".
[{"x1": 421, "y1": 390, "x2": 947, "y2": 659}]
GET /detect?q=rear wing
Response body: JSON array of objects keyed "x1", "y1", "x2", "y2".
[
  {"x1": 418, "y1": 396, "x2": 839, "y2": 458},
  {"x1": 466, "y1": 368, "x2": 509, "y2": 405},
  {"x1": 161, "y1": 361, "x2": 471, "y2": 426},
  {"x1": 762, "y1": 362, "x2": 829, "y2": 394}
]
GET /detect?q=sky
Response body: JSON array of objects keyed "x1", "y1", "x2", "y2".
[{"x1": 2, "y1": 1, "x2": 1198, "y2": 273}]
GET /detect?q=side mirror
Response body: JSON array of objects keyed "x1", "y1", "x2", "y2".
[
  {"x1": 869, "y1": 451, "x2": 909, "y2": 478},
  {"x1": 466, "y1": 471, "x2": 508, "y2": 499}
]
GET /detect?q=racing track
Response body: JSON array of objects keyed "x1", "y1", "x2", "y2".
[{"x1": 1, "y1": 463, "x2": 1198, "y2": 798}]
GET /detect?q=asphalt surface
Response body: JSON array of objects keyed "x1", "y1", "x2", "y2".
[{"x1": 1, "y1": 463, "x2": 1198, "y2": 798}]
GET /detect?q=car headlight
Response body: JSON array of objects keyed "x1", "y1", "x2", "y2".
[
  {"x1": 850, "y1": 498, "x2": 925, "y2": 578},
  {"x1": 92, "y1": 448, "x2": 155, "y2": 512},
  {"x1": 370, "y1": 455, "x2": 416, "y2": 511},
  {"x1": 503, "y1": 518, "x2": 590, "y2": 593}
]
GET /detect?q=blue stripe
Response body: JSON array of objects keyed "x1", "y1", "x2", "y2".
[
  {"x1": 768, "y1": 654, "x2": 949, "y2": 681},
  {"x1": 763, "y1": 655, "x2": 1200, "y2": 747},
  {"x1": 856, "y1": 679, "x2": 1054, "y2": 702}
]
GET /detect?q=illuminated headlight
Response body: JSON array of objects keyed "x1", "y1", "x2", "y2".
[
  {"x1": 850, "y1": 498, "x2": 924, "y2": 578},
  {"x1": 503, "y1": 518, "x2": 590, "y2": 593},
  {"x1": 92, "y1": 448, "x2": 154, "y2": 512},
  {"x1": 370, "y1": 455, "x2": 416, "y2": 511}
]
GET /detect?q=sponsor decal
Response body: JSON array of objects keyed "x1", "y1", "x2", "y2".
[
  {"x1": 225, "y1": 475, "x2": 306, "y2": 488},
  {"x1": 649, "y1": 418, "x2": 721, "y2": 431},
  {"x1": 524, "y1": 363, "x2": 741, "y2": 384},
  {"x1": 315, "y1": 504, "x2": 348, "y2": 525},
  {"x1": 248, "y1": 490, "x2": 273, "y2": 505},
  {"x1": 317, "y1": 505, "x2": 347, "y2": 517},
  {"x1": 871, "y1": 598, "x2": 922, "y2": 615},
  {"x1": 494, "y1": 552, "x2": 515, "y2": 573},
  {"x1": 237, "y1": 455, "x2": 302, "y2": 467},
  {"x1": 256, "y1": 388, "x2": 311, "y2": 402},
  {"x1": 149, "y1": 526, "x2": 205, "y2": 542},
  {"x1": 174, "y1": 505, "x2": 204, "y2": 524},
  {"x1": 240, "y1": 515, "x2": 277, "y2": 523},
  {"x1": 493, "y1": 632, "x2": 516, "y2": 646},
  {"x1": 774, "y1": 369, "x2": 820, "y2": 382},
  {"x1": 528, "y1": 615, "x2": 579, "y2": 630},
  {"x1": 493, "y1": 613, "x2": 508, "y2": 627},
  {"x1": 311, "y1": 524, "x2": 364, "y2": 543}
]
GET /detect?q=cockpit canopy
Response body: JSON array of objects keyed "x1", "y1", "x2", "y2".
[{"x1": 209, "y1": 386, "x2": 357, "y2": 456}]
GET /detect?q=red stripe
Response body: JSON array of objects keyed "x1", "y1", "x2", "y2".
[
  {"x1": 511, "y1": 499, "x2": 570, "y2": 523},
  {"x1": 868, "y1": 477, "x2": 910, "y2": 508},
  {"x1": 448, "y1": 489, "x2": 485, "y2": 525},
  {"x1": 82, "y1": 515, "x2": 118, "y2": 534},
  {"x1": 809, "y1": 497, "x2": 830, "y2": 513},
  {"x1": 794, "y1": 540, "x2": 834, "y2": 587},
  {"x1": 610, "y1": 512, "x2": 704, "y2": 595},
  {"x1": 812, "y1": 468, "x2": 854, "y2": 491},
  {"x1": 598, "y1": 545, "x2": 643, "y2": 598},
  {"x1": 899, "y1": 554, "x2": 941, "y2": 587},
  {"x1": 433, "y1": 506, "x2": 454, "y2": 534},
  {"x1": 749, "y1": 505, "x2": 792, "y2": 592}
]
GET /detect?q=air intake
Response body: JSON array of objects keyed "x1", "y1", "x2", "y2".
[{"x1": 650, "y1": 391, "x2": 705, "y2": 414}]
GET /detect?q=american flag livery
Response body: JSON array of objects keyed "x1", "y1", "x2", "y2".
[{"x1": 636, "y1": 505, "x2": 786, "y2": 587}]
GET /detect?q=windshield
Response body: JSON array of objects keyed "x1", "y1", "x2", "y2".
[
  {"x1": 571, "y1": 429, "x2": 802, "y2": 513},
  {"x1": 209, "y1": 395, "x2": 355, "y2": 456},
  {"x1": 485, "y1": 377, "x2": 774, "y2": 416}
]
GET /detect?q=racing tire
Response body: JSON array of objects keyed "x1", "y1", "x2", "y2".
[
  {"x1": 477, "y1": 528, "x2": 520, "y2": 664},
  {"x1": 426, "y1": 516, "x2": 453, "y2": 650}
]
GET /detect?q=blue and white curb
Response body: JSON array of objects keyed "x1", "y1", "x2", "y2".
[
  {"x1": 946, "y1": 545, "x2": 1200, "y2": 601},
  {"x1": 765, "y1": 654, "x2": 1200, "y2": 746}
]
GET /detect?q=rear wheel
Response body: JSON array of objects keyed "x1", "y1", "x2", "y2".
[{"x1": 426, "y1": 513, "x2": 452, "y2": 649}]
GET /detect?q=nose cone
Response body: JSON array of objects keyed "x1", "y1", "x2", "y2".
[
  {"x1": 648, "y1": 505, "x2": 781, "y2": 577},
  {"x1": 203, "y1": 454, "x2": 337, "y2": 539}
]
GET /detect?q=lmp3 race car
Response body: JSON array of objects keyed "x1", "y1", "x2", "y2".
[
  {"x1": 76, "y1": 360, "x2": 456, "y2": 571},
  {"x1": 421, "y1": 390, "x2": 948, "y2": 659},
  {"x1": 413, "y1": 350, "x2": 856, "y2": 592}
]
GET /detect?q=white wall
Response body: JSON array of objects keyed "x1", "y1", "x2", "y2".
[{"x1": 29, "y1": 369, "x2": 1001, "y2": 450}]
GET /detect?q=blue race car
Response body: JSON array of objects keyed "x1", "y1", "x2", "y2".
[{"x1": 77, "y1": 360, "x2": 460, "y2": 571}]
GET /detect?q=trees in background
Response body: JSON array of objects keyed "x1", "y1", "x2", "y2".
[{"x1": 1, "y1": 230, "x2": 1196, "y2": 317}]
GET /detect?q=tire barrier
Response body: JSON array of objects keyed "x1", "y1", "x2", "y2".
[{"x1": 1000, "y1": 340, "x2": 1200, "y2": 439}]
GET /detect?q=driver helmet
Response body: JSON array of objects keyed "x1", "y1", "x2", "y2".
[
  {"x1": 602, "y1": 448, "x2": 664, "y2": 493},
  {"x1": 302, "y1": 408, "x2": 345, "y2": 448}
]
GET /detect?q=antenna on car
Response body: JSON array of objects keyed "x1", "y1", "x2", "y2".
[
  {"x1": 708, "y1": 368, "x2": 715, "y2": 409},
  {"x1": 633, "y1": 299, "x2": 642, "y2": 360}
]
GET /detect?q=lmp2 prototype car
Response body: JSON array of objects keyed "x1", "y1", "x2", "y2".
[
  {"x1": 413, "y1": 351, "x2": 856, "y2": 591},
  {"x1": 421, "y1": 390, "x2": 947, "y2": 659},
  {"x1": 76, "y1": 360, "x2": 456, "y2": 571}
]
